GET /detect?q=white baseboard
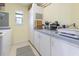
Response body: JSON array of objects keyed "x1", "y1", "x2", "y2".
[{"x1": 28, "y1": 40, "x2": 40, "y2": 56}]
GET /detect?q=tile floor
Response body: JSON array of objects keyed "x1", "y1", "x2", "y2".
[
  {"x1": 16, "y1": 46, "x2": 35, "y2": 56},
  {"x1": 9, "y1": 41, "x2": 40, "y2": 56}
]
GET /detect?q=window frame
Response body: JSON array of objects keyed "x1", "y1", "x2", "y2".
[{"x1": 15, "y1": 11, "x2": 23, "y2": 25}]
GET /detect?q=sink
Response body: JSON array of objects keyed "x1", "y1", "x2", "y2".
[
  {"x1": 58, "y1": 29, "x2": 79, "y2": 34},
  {"x1": 57, "y1": 28, "x2": 79, "y2": 39}
]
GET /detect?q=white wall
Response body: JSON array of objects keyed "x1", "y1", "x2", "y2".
[
  {"x1": 43, "y1": 3, "x2": 73, "y2": 25},
  {"x1": 43, "y1": 3, "x2": 79, "y2": 28},
  {"x1": 0, "y1": 3, "x2": 30, "y2": 45}
]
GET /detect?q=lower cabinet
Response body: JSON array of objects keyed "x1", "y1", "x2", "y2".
[
  {"x1": 59, "y1": 40, "x2": 79, "y2": 56},
  {"x1": 39, "y1": 33, "x2": 51, "y2": 56},
  {"x1": 51, "y1": 36, "x2": 79, "y2": 56},
  {"x1": 34, "y1": 31, "x2": 40, "y2": 51},
  {"x1": 34, "y1": 30, "x2": 79, "y2": 56},
  {"x1": 30, "y1": 30, "x2": 35, "y2": 44},
  {"x1": 1, "y1": 30, "x2": 12, "y2": 56},
  {"x1": 51, "y1": 37, "x2": 64, "y2": 56},
  {"x1": 34, "y1": 31, "x2": 51, "y2": 56}
]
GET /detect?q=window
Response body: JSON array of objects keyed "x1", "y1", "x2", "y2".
[{"x1": 16, "y1": 10, "x2": 23, "y2": 25}]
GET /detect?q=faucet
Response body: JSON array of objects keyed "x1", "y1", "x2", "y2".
[{"x1": 67, "y1": 23, "x2": 78, "y2": 29}]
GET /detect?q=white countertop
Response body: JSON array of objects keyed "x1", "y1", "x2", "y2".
[{"x1": 35, "y1": 28, "x2": 79, "y2": 46}]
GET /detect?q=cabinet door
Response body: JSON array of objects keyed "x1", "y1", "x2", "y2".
[
  {"x1": 60, "y1": 40, "x2": 79, "y2": 56},
  {"x1": 0, "y1": 36, "x2": 2, "y2": 55},
  {"x1": 30, "y1": 30, "x2": 34, "y2": 44},
  {"x1": 51, "y1": 36, "x2": 79, "y2": 56},
  {"x1": 2, "y1": 30, "x2": 11, "y2": 56},
  {"x1": 51, "y1": 37, "x2": 64, "y2": 56},
  {"x1": 40, "y1": 33, "x2": 51, "y2": 56},
  {"x1": 34, "y1": 31, "x2": 40, "y2": 51}
]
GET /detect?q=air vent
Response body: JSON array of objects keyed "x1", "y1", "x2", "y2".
[{"x1": 37, "y1": 3, "x2": 51, "y2": 8}]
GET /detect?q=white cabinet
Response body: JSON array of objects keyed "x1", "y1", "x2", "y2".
[
  {"x1": 34, "y1": 31, "x2": 40, "y2": 51},
  {"x1": 60, "y1": 40, "x2": 79, "y2": 56},
  {"x1": 39, "y1": 33, "x2": 51, "y2": 56},
  {"x1": 0, "y1": 29, "x2": 12, "y2": 56},
  {"x1": 0, "y1": 36, "x2": 2, "y2": 55},
  {"x1": 51, "y1": 37, "x2": 64, "y2": 56},
  {"x1": 34, "y1": 31, "x2": 51, "y2": 56},
  {"x1": 51, "y1": 36, "x2": 79, "y2": 56},
  {"x1": 34, "y1": 30, "x2": 79, "y2": 56}
]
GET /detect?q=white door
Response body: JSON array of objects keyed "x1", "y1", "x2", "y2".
[{"x1": 40, "y1": 33, "x2": 51, "y2": 56}]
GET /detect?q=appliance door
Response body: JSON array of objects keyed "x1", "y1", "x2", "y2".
[
  {"x1": 0, "y1": 35, "x2": 2, "y2": 55},
  {"x1": 0, "y1": 12, "x2": 9, "y2": 27}
]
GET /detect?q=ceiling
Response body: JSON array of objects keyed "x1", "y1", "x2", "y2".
[
  {"x1": 0, "y1": 3, "x2": 51, "y2": 8},
  {"x1": 17, "y1": 3, "x2": 32, "y2": 10},
  {"x1": 18, "y1": 3, "x2": 32, "y2": 7},
  {"x1": 15, "y1": 3, "x2": 51, "y2": 10}
]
